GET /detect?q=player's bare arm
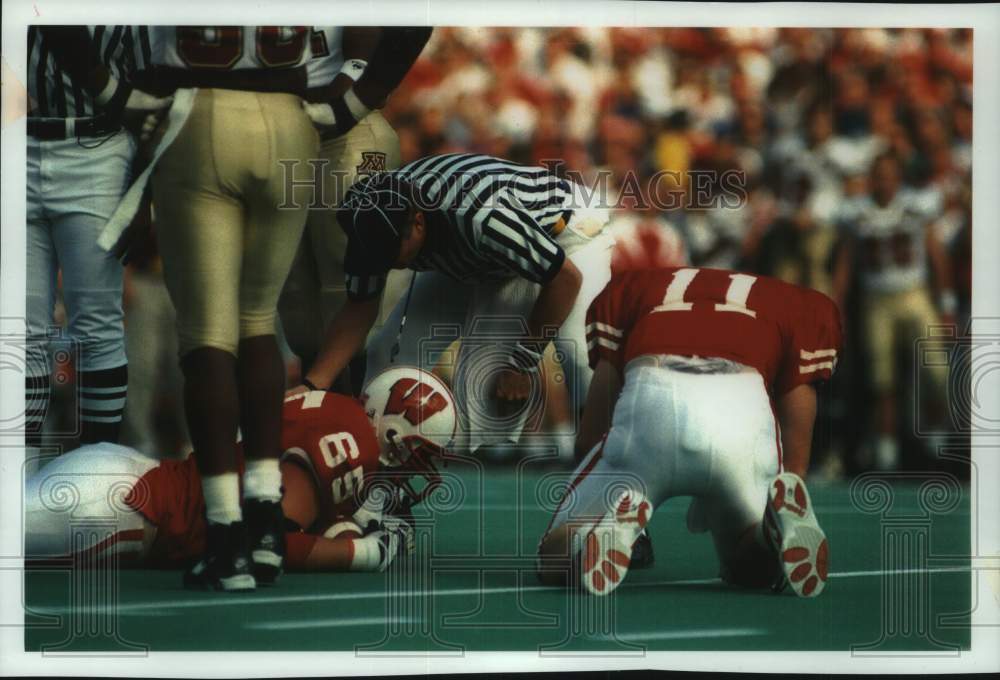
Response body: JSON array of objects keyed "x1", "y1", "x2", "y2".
[
  {"x1": 574, "y1": 358, "x2": 623, "y2": 459},
  {"x1": 776, "y1": 383, "x2": 818, "y2": 478},
  {"x1": 831, "y1": 233, "x2": 854, "y2": 327},
  {"x1": 308, "y1": 27, "x2": 382, "y2": 103},
  {"x1": 497, "y1": 258, "x2": 583, "y2": 401},
  {"x1": 926, "y1": 224, "x2": 957, "y2": 324},
  {"x1": 296, "y1": 296, "x2": 380, "y2": 393},
  {"x1": 304, "y1": 26, "x2": 432, "y2": 137}
]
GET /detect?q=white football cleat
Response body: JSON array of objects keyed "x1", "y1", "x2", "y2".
[
  {"x1": 764, "y1": 472, "x2": 829, "y2": 597},
  {"x1": 576, "y1": 490, "x2": 652, "y2": 596}
]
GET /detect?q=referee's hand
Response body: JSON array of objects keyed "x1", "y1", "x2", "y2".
[{"x1": 122, "y1": 88, "x2": 173, "y2": 144}]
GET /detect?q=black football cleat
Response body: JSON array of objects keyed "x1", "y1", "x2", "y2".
[
  {"x1": 245, "y1": 499, "x2": 286, "y2": 586},
  {"x1": 629, "y1": 528, "x2": 655, "y2": 570},
  {"x1": 183, "y1": 521, "x2": 256, "y2": 592}
]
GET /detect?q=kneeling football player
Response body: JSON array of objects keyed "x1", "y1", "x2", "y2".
[
  {"x1": 24, "y1": 367, "x2": 456, "y2": 584},
  {"x1": 536, "y1": 267, "x2": 841, "y2": 597}
]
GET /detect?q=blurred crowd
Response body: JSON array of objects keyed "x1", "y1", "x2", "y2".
[
  {"x1": 43, "y1": 27, "x2": 973, "y2": 478},
  {"x1": 380, "y1": 27, "x2": 973, "y2": 476}
]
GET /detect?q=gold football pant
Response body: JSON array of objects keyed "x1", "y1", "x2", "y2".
[
  {"x1": 863, "y1": 285, "x2": 947, "y2": 394},
  {"x1": 278, "y1": 111, "x2": 402, "y2": 365},
  {"x1": 153, "y1": 89, "x2": 319, "y2": 356}
]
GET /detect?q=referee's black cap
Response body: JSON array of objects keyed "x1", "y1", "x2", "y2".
[{"x1": 337, "y1": 172, "x2": 413, "y2": 275}]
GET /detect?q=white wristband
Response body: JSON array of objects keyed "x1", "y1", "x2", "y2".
[
  {"x1": 343, "y1": 87, "x2": 373, "y2": 121},
  {"x1": 95, "y1": 75, "x2": 119, "y2": 106},
  {"x1": 339, "y1": 59, "x2": 368, "y2": 82}
]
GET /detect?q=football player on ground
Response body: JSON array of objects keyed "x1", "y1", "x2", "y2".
[
  {"x1": 279, "y1": 27, "x2": 427, "y2": 394},
  {"x1": 297, "y1": 155, "x2": 615, "y2": 457},
  {"x1": 25, "y1": 368, "x2": 456, "y2": 577},
  {"x1": 536, "y1": 267, "x2": 842, "y2": 597}
]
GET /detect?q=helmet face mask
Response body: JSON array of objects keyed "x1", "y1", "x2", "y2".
[{"x1": 362, "y1": 367, "x2": 458, "y2": 508}]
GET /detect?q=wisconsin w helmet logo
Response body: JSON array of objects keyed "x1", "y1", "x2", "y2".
[{"x1": 385, "y1": 378, "x2": 448, "y2": 426}]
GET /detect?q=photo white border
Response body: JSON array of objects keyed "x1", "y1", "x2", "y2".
[{"x1": 2, "y1": 1, "x2": 998, "y2": 675}]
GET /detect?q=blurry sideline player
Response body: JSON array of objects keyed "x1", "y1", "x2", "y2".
[
  {"x1": 537, "y1": 267, "x2": 841, "y2": 597},
  {"x1": 25, "y1": 27, "x2": 171, "y2": 450},
  {"x1": 279, "y1": 27, "x2": 406, "y2": 393},
  {"x1": 833, "y1": 152, "x2": 955, "y2": 470},
  {"x1": 25, "y1": 367, "x2": 456, "y2": 575},
  {"x1": 138, "y1": 26, "x2": 320, "y2": 590}
]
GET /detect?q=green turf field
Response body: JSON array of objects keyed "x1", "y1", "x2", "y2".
[{"x1": 24, "y1": 461, "x2": 971, "y2": 653}]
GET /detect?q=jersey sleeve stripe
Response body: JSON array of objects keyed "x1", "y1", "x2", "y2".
[
  {"x1": 587, "y1": 336, "x2": 621, "y2": 352},
  {"x1": 800, "y1": 348, "x2": 838, "y2": 360},
  {"x1": 585, "y1": 321, "x2": 624, "y2": 338},
  {"x1": 799, "y1": 361, "x2": 836, "y2": 374}
]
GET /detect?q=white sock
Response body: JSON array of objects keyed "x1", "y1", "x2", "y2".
[
  {"x1": 243, "y1": 458, "x2": 282, "y2": 503},
  {"x1": 202, "y1": 473, "x2": 242, "y2": 525}
]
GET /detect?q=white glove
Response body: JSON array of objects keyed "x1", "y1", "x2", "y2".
[{"x1": 351, "y1": 514, "x2": 414, "y2": 572}]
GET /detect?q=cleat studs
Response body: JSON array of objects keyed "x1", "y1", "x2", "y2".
[
  {"x1": 790, "y1": 562, "x2": 812, "y2": 583},
  {"x1": 783, "y1": 547, "x2": 809, "y2": 562},
  {"x1": 608, "y1": 549, "x2": 630, "y2": 566},
  {"x1": 817, "y1": 540, "x2": 829, "y2": 580}
]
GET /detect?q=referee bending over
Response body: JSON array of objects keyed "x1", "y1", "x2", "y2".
[{"x1": 292, "y1": 153, "x2": 615, "y2": 454}]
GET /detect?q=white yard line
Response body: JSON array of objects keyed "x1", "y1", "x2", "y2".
[
  {"x1": 30, "y1": 565, "x2": 971, "y2": 617},
  {"x1": 246, "y1": 616, "x2": 416, "y2": 631},
  {"x1": 591, "y1": 627, "x2": 767, "y2": 642}
]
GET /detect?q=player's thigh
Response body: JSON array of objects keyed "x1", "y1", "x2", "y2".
[
  {"x1": 901, "y1": 287, "x2": 949, "y2": 392},
  {"x1": 313, "y1": 114, "x2": 402, "y2": 323},
  {"x1": 152, "y1": 188, "x2": 243, "y2": 356},
  {"x1": 701, "y1": 378, "x2": 780, "y2": 561},
  {"x1": 544, "y1": 371, "x2": 675, "y2": 534},
  {"x1": 863, "y1": 291, "x2": 896, "y2": 394},
  {"x1": 25, "y1": 217, "x2": 57, "y2": 374},
  {"x1": 237, "y1": 94, "x2": 318, "y2": 339},
  {"x1": 51, "y1": 212, "x2": 126, "y2": 368}
]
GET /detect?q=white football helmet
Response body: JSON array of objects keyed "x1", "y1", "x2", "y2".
[{"x1": 361, "y1": 366, "x2": 458, "y2": 505}]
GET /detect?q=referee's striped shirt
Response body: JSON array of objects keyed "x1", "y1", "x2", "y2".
[
  {"x1": 27, "y1": 26, "x2": 151, "y2": 120},
  {"x1": 345, "y1": 153, "x2": 576, "y2": 301}
]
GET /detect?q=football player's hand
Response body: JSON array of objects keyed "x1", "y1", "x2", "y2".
[
  {"x1": 496, "y1": 369, "x2": 532, "y2": 402},
  {"x1": 359, "y1": 514, "x2": 414, "y2": 572},
  {"x1": 302, "y1": 99, "x2": 358, "y2": 140}
]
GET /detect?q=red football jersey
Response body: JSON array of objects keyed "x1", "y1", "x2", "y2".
[
  {"x1": 127, "y1": 391, "x2": 380, "y2": 566},
  {"x1": 278, "y1": 390, "x2": 381, "y2": 525},
  {"x1": 586, "y1": 267, "x2": 842, "y2": 396}
]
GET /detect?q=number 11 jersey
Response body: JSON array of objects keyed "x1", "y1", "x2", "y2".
[{"x1": 585, "y1": 267, "x2": 843, "y2": 397}]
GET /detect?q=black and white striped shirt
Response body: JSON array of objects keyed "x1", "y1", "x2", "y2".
[
  {"x1": 345, "y1": 153, "x2": 575, "y2": 300},
  {"x1": 27, "y1": 26, "x2": 150, "y2": 120}
]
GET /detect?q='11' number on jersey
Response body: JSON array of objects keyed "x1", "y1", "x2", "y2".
[{"x1": 653, "y1": 268, "x2": 758, "y2": 318}]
